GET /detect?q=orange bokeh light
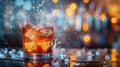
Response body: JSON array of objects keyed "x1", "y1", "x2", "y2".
[
  {"x1": 52, "y1": 0, "x2": 59, "y2": 3},
  {"x1": 108, "y1": 4, "x2": 119, "y2": 17},
  {"x1": 83, "y1": 35, "x2": 90, "y2": 42},
  {"x1": 111, "y1": 17, "x2": 117, "y2": 24},
  {"x1": 70, "y1": 55, "x2": 77, "y2": 67},
  {"x1": 83, "y1": 22, "x2": 89, "y2": 32},
  {"x1": 100, "y1": 13, "x2": 106, "y2": 21},
  {"x1": 111, "y1": 49, "x2": 117, "y2": 61},
  {"x1": 83, "y1": 0, "x2": 89, "y2": 4}
]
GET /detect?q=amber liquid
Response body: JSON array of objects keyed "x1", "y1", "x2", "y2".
[
  {"x1": 23, "y1": 23, "x2": 53, "y2": 54},
  {"x1": 24, "y1": 61, "x2": 52, "y2": 67}
]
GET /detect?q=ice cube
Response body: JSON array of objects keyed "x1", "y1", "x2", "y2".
[
  {"x1": 39, "y1": 28, "x2": 53, "y2": 37},
  {"x1": 25, "y1": 29, "x2": 37, "y2": 40},
  {"x1": 25, "y1": 41, "x2": 37, "y2": 52},
  {"x1": 40, "y1": 41, "x2": 52, "y2": 52}
]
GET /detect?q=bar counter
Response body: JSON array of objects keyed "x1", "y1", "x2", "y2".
[
  {"x1": 0, "y1": 48, "x2": 120, "y2": 67},
  {"x1": 0, "y1": 59, "x2": 120, "y2": 67}
]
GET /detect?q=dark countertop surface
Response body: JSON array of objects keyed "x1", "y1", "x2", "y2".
[
  {"x1": 0, "y1": 48, "x2": 120, "y2": 67},
  {"x1": 0, "y1": 59, "x2": 120, "y2": 67}
]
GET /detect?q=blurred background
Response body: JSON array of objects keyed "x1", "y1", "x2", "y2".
[{"x1": 0, "y1": 0, "x2": 120, "y2": 49}]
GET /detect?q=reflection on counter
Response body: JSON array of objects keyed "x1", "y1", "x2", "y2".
[
  {"x1": 0, "y1": 59, "x2": 120, "y2": 67},
  {"x1": 0, "y1": 48, "x2": 120, "y2": 67},
  {"x1": 24, "y1": 61, "x2": 52, "y2": 67}
]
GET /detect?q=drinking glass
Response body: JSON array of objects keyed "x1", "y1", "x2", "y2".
[{"x1": 22, "y1": 20, "x2": 54, "y2": 60}]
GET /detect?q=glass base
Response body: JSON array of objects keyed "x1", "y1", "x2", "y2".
[{"x1": 24, "y1": 53, "x2": 52, "y2": 61}]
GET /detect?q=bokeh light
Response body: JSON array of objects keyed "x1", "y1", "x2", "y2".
[
  {"x1": 15, "y1": 0, "x2": 24, "y2": 7},
  {"x1": 52, "y1": 9, "x2": 59, "y2": 15},
  {"x1": 83, "y1": 35, "x2": 90, "y2": 43},
  {"x1": 83, "y1": 0, "x2": 90, "y2": 4},
  {"x1": 83, "y1": 22, "x2": 89, "y2": 32},
  {"x1": 52, "y1": 0, "x2": 59, "y2": 4},
  {"x1": 65, "y1": 8, "x2": 73, "y2": 16},
  {"x1": 70, "y1": 3, "x2": 77, "y2": 10},
  {"x1": 100, "y1": 13, "x2": 106, "y2": 21},
  {"x1": 108, "y1": 4, "x2": 119, "y2": 17},
  {"x1": 111, "y1": 17, "x2": 117, "y2": 24},
  {"x1": 70, "y1": 55, "x2": 77, "y2": 67},
  {"x1": 111, "y1": 49, "x2": 117, "y2": 61},
  {"x1": 23, "y1": 0, "x2": 32, "y2": 11}
]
